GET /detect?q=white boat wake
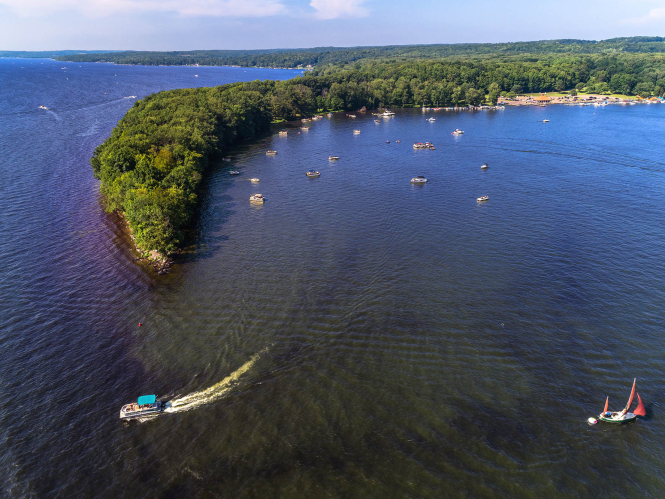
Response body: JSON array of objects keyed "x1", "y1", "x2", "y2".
[{"x1": 164, "y1": 348, "x2": 266, "y2": 414}]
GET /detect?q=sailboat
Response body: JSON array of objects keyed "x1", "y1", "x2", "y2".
[{"x1": 594, "y1": 378, "x2": 646, "y2": 424}]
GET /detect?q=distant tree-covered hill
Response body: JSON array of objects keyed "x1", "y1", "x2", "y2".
[{"x1": 55, "y1": 37, "x2": 665, "y2": 68}]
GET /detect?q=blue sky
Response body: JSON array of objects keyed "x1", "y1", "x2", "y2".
[{"x1": 0, "y1": 0, "x2": 663, "y2": 50}]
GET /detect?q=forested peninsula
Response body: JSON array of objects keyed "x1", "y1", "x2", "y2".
[{"x1": 96, "y1": 50, "x2": 665, "y2": 259}]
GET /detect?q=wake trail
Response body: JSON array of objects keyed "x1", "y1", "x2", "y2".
[{"x1": 164, "y1": 348, "x2": 267, "y2": 413}]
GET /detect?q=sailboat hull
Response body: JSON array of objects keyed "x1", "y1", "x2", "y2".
[{"x1": 598, "y1": 412, "x2": 637, "y2": 424}]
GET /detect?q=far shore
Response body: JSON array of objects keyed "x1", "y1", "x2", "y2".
[{"x1": 497, "y1": 92, "x2": 662, "y2": 106}]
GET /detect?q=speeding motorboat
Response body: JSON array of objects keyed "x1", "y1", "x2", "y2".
[
  {"x1": 328, "y1": 156, "x2": 340, "y2": 161},
  {"x1": 411, "y1": 176, "x2": 427, "y2": 184},
  {"x1": 119, "y1": 395, "x2": 165, "y2": 420},
  {"x1": 228, "y1": 170, "x2": 240, "y2": 175},
  {"x1": 250, "y1": 178, "x2": 260, "y2": 182},
  {"x1": 452, "y1": 129, "x2": 464, "y2": 135},
  {"x1": 481, "y1": 163, "x2": 489, "y2": 169}
]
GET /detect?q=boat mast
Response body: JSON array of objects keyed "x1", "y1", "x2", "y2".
[{"x1": 623, "y1": 378, "x2": 636, "y2": 413}]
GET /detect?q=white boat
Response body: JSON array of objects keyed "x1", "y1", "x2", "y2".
[
  {"x1": 427, "y1": 118, "x2": 436, "y2": 122},
  {"x1": 266, "y1": 150, "x2": 277, "y2": 156},
  {"x1": 413, "y1": 142, "x2": 435, "y2": 149},
  {"x1": 380, "y1": 110, "x2": 396, "y2": 117},
  {"x1": 543, "y1": 119, "x2": 550, "y2": 123},
  {"x1": 353, "y1": 130, "x2": 361, "y2": 134},
  {"x1": 38, "y1": 105, "x2": 48, "y2": 110},
  {"x1": 375, "y1": 120, "x2": 381, "y2": 124},
  {"x1": 301, "y1": 126, "x2": 310, "y2": 131},
  {"x1": 348, "y1": 114, "x2": 357, "y2": 118},
  {"x1": 477, "y1": 195, "x2": 489, "y2": 202},
  {"x1": 306, "y1": 170, "x2": 320, "y2": 177},
  {"x1": 452, "y1": 129, "x2": 464, "y2": 135},
  {"x1": 278, "y1": 131, "x2": 288, "y2": 136},
  {"x1": 228, "y1": 170, "x2": 240, "y2": 175},
  {"x1": 328, "y1": 156, "x2": 340, "y2": 161},
  {"x1": 120, "y1": 395, "x2": 165, "y2": 420},
  {"x1": 481, "y1": 163, "x2": 489, "y2": 169},
  {"x1": 250, "y1": 178, "x2": 260, "y2": 182},
  {"x1": 250, "y1": 193, "x2": 265, "y2": 203},
  {"x1": 411, "y1": 176, "x2": 427, "y2": 184}
]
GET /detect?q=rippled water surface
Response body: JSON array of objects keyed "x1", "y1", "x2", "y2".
[{"x1": 2, "y1": 60, "x2": 665, "y2": 498}]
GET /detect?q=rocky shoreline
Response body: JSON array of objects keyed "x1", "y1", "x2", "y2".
[{"x1": 116, "y1": 212, "x2": 178, "y2": 275}]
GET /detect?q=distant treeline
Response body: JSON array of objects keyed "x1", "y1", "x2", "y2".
[
  {"x1": 57, "y1": 37, "x2": 665, "y2": 68},
  {"x1": 0, "y1": 50, "x2": 121, "y2": 59},
  {"x1": 95, "y1": 52, "x2": 665, "y2": 255}
]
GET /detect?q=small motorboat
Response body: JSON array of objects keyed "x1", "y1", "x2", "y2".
[
  {"x1": 386, "y1": 140, "x2": 390, "y2": 144},
  {"x1": 119, "y1": 395, "x2": 165, "y2": 420},
  {"x1": 266, "y1": 150, "x2": 277, "y2": 156},
  {"x1": 596, "y1": 378, "x2": 646, "y2": 424},
  {"x1": 38, "y1": 105, "x2": 48, "y2": 110},
  {"x1": 427, "y1": 117, "x2": 436, "y2": 122},
  {"x1": 543, "y1": 119, "x2": 550, "y2": 123},
  {"x1": 228, "y1": 170, "x2": 240, "y2": 175},
  {"x1": 411, "y1": 176, "x2": 427, "y2": 184},
  {"x1": 301, "y1": 126, "x2": 310, "y2": 131},
  {"x1": 452, "y1": 129, "x2": 464, "y2": 135},
  {"x1": 477, "y1": 195, "x2": 489, "y2": 202},
  {"x1": 348, "y1": 114, "x2": 357, "y2": 118},
  {"x1": 380, "y1": 110, "x2": 395, "y2": 117},
  {"x1": 353, "y1": 130, "x2": 361, "y2": 134},
  {"x1": 481, "y1": 163, "x2": 489, "y2": 169},
  {"x1": 375, "y1": 120, "x2": 381, "y2": 124},
  {"x1": 328, "y1": 156, "x2": 340, "y2": 161},
  {"x1": 250, "y1": 193, "x2": 265, "y2": 203},
  {"x1": 278, "y1": 131, "x2": 288, "y2": 136},
  {"x1": 250, "y1": 178, "x2": 260, "y2": 182},
  {"x1": 306, "y1": 170, "x2": 320, "y2": 177}
]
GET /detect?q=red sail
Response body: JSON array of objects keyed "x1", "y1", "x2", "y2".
[
  {"x1": 603, "y1": 396, "x2": 609, "y2": 414},
  {"x1": 624, "y1": 378, "x2": 636, "y2": 413},
  {"x1": 634, "y1": 393, "x2": 646, "y2": 416}
]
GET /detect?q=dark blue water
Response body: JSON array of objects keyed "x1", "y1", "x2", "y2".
[{"x1": 1, "y1": 59, "x2": 665, "y2": 497}]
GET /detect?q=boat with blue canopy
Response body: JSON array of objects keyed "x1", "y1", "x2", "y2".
[{"x1": 119, "y1": 394, "x2": 165, "y2": 420}]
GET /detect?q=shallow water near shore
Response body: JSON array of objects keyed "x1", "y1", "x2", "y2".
[{"x1": 2, "y1": 59, "x2": 665, "y2": 497}]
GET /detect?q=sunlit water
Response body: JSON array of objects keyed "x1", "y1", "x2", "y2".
[{"x1": 1, "y1": 59, "x2": 665, "y2": 497}]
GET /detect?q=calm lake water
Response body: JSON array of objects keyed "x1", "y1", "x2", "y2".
[{"x1": 2, "y1": 59, "x2": 665, "y2": 498}]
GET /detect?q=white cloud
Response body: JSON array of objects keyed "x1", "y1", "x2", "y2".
[
  {"x1": 622, "y1": 6, "x2": 665, "y2": 25},
  {"x1": 309, "y1": 0, "x2": 369, "y2": 19},
  {"x1": 0, "y1": 0, "x2": 285, "y2": 18}
]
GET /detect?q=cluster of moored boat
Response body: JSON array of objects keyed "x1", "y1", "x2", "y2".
[{"x1": 422, "y1": 105, "x2": 506, "y2": 111}]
